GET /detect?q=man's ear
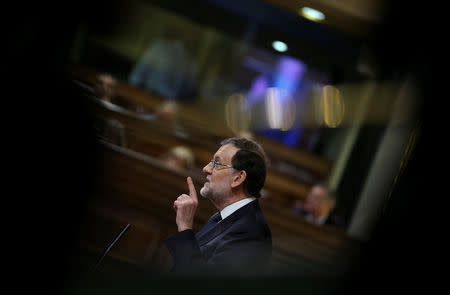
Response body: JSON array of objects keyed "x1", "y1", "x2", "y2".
[{"x1": 231, "y1": 170, "x2": 247, "y2": 188}]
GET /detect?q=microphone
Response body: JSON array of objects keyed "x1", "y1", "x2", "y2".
[{"x1": 91, "y1": 223, "x2": 131, "y2": 272}]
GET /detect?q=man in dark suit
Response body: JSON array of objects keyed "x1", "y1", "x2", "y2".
[{"x1": 164, "y1": 137, "x2": 272, "y2": 276}]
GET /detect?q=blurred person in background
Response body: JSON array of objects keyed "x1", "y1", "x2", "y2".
[
  {"x1": 99, "y1": 118, "x2": 126, "y2": 147},
  {"x1": 161, "y1": 145, "x2": 195, "y2": 172},
  {"x1": 136, "y1": 100, "x2": 179, "y2": 121},
  {"x1": 292, "y1": 183, "x2": 344, "y2": 228},
  {"x1": 128, "y1": 27, "x2": 197, "y2": 101},
  {"x1": 88, "y1": 73, "x2": 128, "y2": 146},
  {"x1": 138, "y1": 100, "x2": 188, "y2": 138},
  {"x1": 164, "y1": 137, "x2": 272, "y2": 276},
  {"x1": 93, "y1": 73, "x2": 118, "y2": 103}
]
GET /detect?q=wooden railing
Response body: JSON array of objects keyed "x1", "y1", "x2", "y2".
[
  {"x1": 73, "y1": 76, "x2": 333, "y2": 211},
  {"x1": 67, "y1": 64, "x2": 333, "y2": 184},
  {"x1": 83, "y1": 93, "x2": 312, "y2": 209}
]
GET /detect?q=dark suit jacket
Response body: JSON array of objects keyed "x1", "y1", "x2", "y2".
[{"x1": 164, "y1": 200, "x2": 272, "y2": 276}]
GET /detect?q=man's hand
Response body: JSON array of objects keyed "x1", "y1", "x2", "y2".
[{"x1": 173, "y1": 177, "x2": 198, "y2": 232}]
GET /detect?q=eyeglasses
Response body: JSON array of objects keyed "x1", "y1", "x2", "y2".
[{"x1": 210, "y1": 160, "x2": 233, "y2": 170}]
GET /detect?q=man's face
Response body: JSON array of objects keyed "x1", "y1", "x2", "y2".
[
  {"x1": 164, "y1": 154, "x2": 186, "y2": 170},
  {"x1": 200, "y1": 144, "x2": 239, "y2": 201},
  {"x1": 94, "y1": 75, "x2": 117, "y2": 100},
  {"x1": 304, "y1": 185, "x2": 327, "y2": 213}
]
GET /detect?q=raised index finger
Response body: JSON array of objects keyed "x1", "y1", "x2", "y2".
[{"x1": 186, "y1": 176, "x2": 197, "y2": 201}]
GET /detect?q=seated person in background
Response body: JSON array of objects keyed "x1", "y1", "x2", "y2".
[
  {"x1": 154, "y1": 100, "x2": 179, "y2": 124},
  {"x1": 161, "y1": 146, "x2": 195, "y2": 171},
  {"x1": 136, "y1": 100, "x2": 178, "y2": 121},
  {"x1": 94, "y1": 116, "x2": 127, "y2": 147},
  {"x1": 94, "y1": 73, "x2": 135, "y2": 110},
  {"x1": 137, "y1": 100, "x2": 188, "y2": 138},
  {"x1": 128, "y1": 27, "x2": 198, "y2": 101},
  {"x1": 91, "y1": 73, "x2": 128, "y2": 146},
  {"x1": 292, "y1": 183, "x2": 344, "y2": 228},
  {"x1": 94, "y1": 73, "x2": 118, "y2": 103},
  {"x1": 102, "y1": 118, "x2": 127, "y2": 147}
]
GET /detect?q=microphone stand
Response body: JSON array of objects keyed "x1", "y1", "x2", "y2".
[{"x1": 90, "y1": 223, "x2": 131, "y2": 273}]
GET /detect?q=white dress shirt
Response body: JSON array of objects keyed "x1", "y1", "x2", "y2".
[{"x1": 220, "y1": 197, "x2": 256, "y2": 220}]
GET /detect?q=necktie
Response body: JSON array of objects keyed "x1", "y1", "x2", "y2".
[{"x1": 196, "y1": 212, "x2": 221, "y2": 238}]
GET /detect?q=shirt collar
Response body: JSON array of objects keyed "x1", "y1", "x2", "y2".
[{"x1": 220, "y1": 197, "x2": 256, "y2": 220}]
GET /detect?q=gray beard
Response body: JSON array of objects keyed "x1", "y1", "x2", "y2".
[
  {"x1": 200, "y1": 186, "x2": 209, "y2": 198},
  {"x1": 201, "y1": 186, "x2": 226, "y2": 204}
]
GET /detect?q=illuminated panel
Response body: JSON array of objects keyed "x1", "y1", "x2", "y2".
[{"x1": 321, "y1": 85, "x2": 345, "y2": 127}]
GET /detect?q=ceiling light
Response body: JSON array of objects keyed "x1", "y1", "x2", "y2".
[
  {"x1": 272, "y1": 41, "x2": 288, "y2": 52},
  {"x1": 299, "y1": 7, "x2": 325, "y2": 22}
]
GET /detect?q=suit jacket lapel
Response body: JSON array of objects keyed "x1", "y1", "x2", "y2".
[
  {"x1": 195, "y1": 212, "x2": 221, "y2": 239},
  {"x1": 196, "y1": 215, "x2": 234, "y2": 246},
  {"x1": 196, "y1": 200, "x2": 259, "y2": 246}
]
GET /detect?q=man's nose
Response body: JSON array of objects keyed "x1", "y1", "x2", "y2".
[{"x1": 202, "y1": 162, "x2": 212, "y2": 174}]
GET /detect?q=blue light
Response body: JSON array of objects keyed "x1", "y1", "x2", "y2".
[{"x1": 272, "y1": 41, "x2": 288, "y2": 52}]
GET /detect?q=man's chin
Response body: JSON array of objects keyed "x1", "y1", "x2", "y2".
[
  {"x1": 202, "y1": 184, "x2": 216, "y2": 198},
  {"x1": 200, "y1": 186, "x2": 208, "y2": 198}
]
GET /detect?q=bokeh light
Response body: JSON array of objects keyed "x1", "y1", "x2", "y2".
[
  {"x1": 321, "y1": 85, "x2": 345, "y2": 127},
  {"x1": 225, "y1": 93, "x2": 252, "y2": 135},
  {"x1": 265, "y1": 87, "x2": 296, "y2": 131},
  {"x1": 272, "y1": 40, "x2": 288, "y2": 52},
  {"x1": 299, "y1": 7, "x2": 325, "y2": 22}
]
